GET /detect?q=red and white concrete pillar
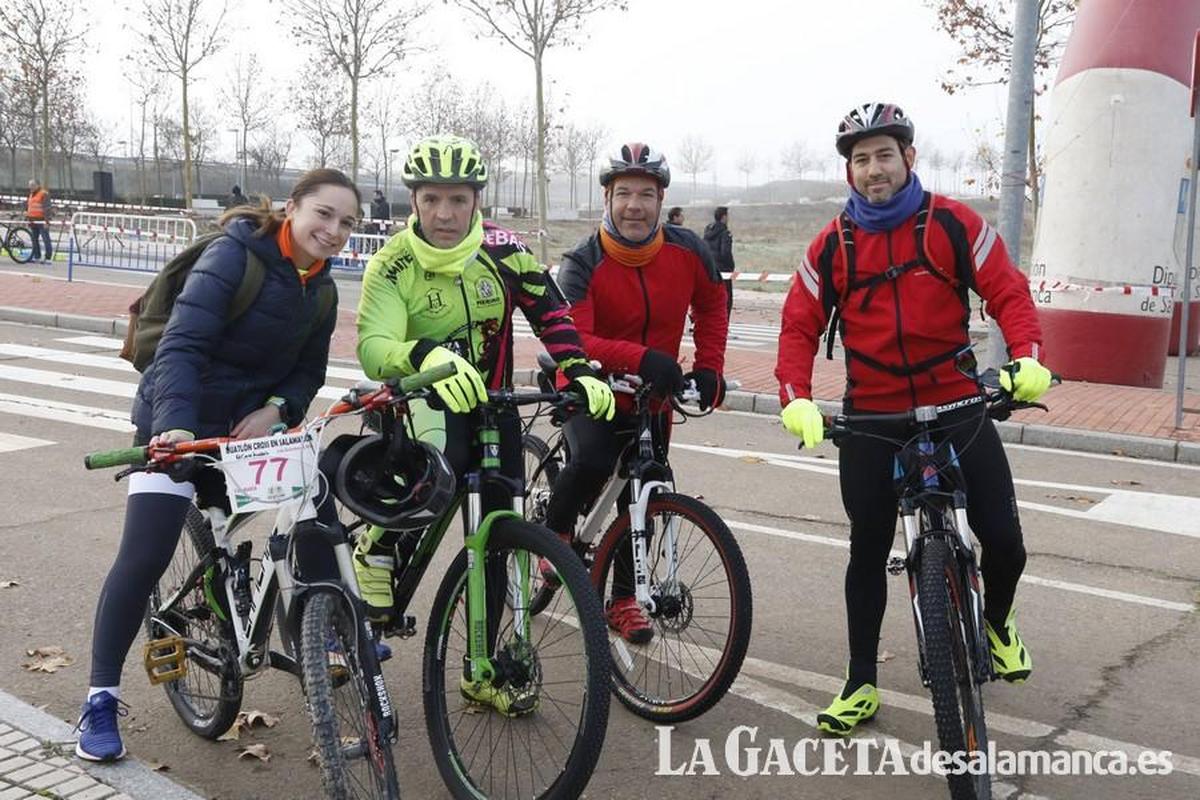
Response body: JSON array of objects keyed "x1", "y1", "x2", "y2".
[{"x1": 1030, "y1": 0, "x2": 1200, "y2": 386}]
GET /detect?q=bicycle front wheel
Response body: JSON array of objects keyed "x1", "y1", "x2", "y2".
[
  {"x1": 143, "y1": 505, "x2": 243, "y2": 738},
  {"x1": 592, "y1": 492, "x2": 752, "y2": 723},
  {"x1": 918, "y1": 535, "x2": 991, "y2": 800},
  {"x1": 301, "y1": 591, "x2": 400, "y2": 800},
  {"x1": 6, "y1": 226, "x2": 34, "y2": 264},
  {"x1": 522, "y1": 433, "x2": 567, "y2": 617},
  {"x1": 423, "y1": 517, "x2": 609, "y2": 800}
]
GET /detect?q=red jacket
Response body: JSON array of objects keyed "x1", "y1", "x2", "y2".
[
  {"x1": 558, "y1": 226, "x2": 728, "y2": 410},
  {"x1": 776, "y1": 193, "x2": 1042, "y2": 412}
]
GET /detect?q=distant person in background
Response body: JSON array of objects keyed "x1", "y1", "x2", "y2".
[
  {"x1": 26, "y1": 179, "x2": 53, "y2": 263},
  {"x1": 226, "y1": 184, "x2": 250, "y2": 208},
  {"x1": 666, "y1": 206, "x2": 684, "y2": 226},
  {"x1": 370, "y1": 188, "x2": 391, "y2": 233},
  {"x1": 703, "y1": 206, "x2": 735, "y2": 318}
]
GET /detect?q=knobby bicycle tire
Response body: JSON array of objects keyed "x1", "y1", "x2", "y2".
[
  {"x1": 917, "y1": 535, "x2": 992, "y2": 800},
  {"x1": 144, "y1": 504, "x2": 243, "y2": 739},
  {"x1": 423, "y1": 517, "x2": 609, "y2": 800},
  {"x1": 301, "y1": 591, "x2": 400, "y2": 800},
  {"x1": 592, "y1": 492, "x2": 752, "y2": 723}
]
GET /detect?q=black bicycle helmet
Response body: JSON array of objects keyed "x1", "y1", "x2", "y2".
[
  {"x1": 334, "y1": 435, "x2": 456, "y2": 530},
  {"x1": 599, "y1": 142, "x2": 671, "y2": 188},
  {"x1": 836, "y1": 103, "x2": 915, "y2": 159}
]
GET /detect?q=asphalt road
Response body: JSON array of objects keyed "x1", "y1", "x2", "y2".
[{"x1": 0, "y1": 319, "x2": 1197, "y2": 800}]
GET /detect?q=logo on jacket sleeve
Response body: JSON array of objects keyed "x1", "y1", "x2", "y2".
[{"x1": 476, "y1": 276, "x2": 501, "y2": 306}]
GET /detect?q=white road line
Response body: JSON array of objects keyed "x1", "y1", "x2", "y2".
[
  {"x1": 724, "y1": 518, "x2": 1195, "y2": 614},
  {"x1": 0, "y1": 432, "x2": 54, "y2": 453},
  {"x1": 56, "y1": 335, "x2": 124, "y2": 349},
  {"x1": 675, "y1": 442, "x2": 1200, "y2": 539},
  {"x1": 0, "y1": 364, "x2": 137, "y2": 397},
  {"x1": 0, "y1": 393, "x2": 133, "y2": 432},
  {"x1": 0, "y1": 343, "x2": 136, "y2": 373}
]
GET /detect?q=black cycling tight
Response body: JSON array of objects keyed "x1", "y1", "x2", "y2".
[{"x1": 837, "y1": 405, "x2": 1026, "y2": 689}]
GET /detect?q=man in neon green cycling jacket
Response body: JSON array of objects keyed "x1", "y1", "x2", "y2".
[{"x1": 352, "y1": 135, "x2": 613, "y2": 713}]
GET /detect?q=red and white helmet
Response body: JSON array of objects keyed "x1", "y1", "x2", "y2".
[
  {"x1": 836, "y1": 103, "x2": 915, "y2": 158},
  {"x1": 599, "y1": 142, "x2": 671, "y2": 188}
]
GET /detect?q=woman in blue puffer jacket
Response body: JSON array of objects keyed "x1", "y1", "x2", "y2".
[{"x1": 75, "y1": 168, "x2": 362, "y2": 762}]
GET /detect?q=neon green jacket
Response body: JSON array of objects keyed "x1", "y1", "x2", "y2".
[{"x1": 357, "y1": 215, "x2": 593, "y2": 387}]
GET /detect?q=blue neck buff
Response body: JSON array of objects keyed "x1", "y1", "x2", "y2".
[
  {"x1": 602, "y1": 210, "x2": 660, "y2": 247},
  {"x1": 844, "y1": 173, "x2": 924, "y2": 232}
]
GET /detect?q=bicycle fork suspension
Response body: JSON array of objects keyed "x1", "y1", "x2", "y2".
[{"x1": 627, "y1": 476, "x2": 675, "y2": 613}]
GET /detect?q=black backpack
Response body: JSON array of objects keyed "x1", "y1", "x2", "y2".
[{"x1": 119, "y1": 233, "x2": 333, "y2": 372}]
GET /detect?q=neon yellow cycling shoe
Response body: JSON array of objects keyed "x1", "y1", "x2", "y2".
[
  {"x1": 352, "y1": 549, "x2": 395, "y2": 623},
  {"x1": 460, "y1": 677, "x2": 539, "y2": 718},
  {"x1": 986, "y1": 608, "x2": 1032, "y2": 684},
  {"x1": 816, "y1": 680, "x2": 879, "y2": 736}
]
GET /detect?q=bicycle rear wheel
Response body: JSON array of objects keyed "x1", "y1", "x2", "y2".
[
  {"x1": 522, "y1": 433, "x2": 568, "y2": 616},
  {"x1": 301, "y1": 591, "x2": 400, "y2": 800},
  {"x1": 143, "y1": 505, "x2": 243, "y2": 738},
  {"x1": 5, "y1": 226, "x2": 34, "y2": 264},
  {"x1": 592, "y1": 492, "x2": 752, "y2": 723},
  {"x1": 918, "y1": 535, "x2": 991, "y2": 800},
  {"x1": 423, "y1": 517, "x2": 609, "y2": 800}
]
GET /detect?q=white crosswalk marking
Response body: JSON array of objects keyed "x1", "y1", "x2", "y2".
[
  {"x1": 0, "y1": 392, "x2": 133, "y2": 432},
  {"x1": 0, "y1": 432, "x2": 54, "y2": 453},
  {"x1": 55, "y1": 335, "x2": 124, "y2": 349}
]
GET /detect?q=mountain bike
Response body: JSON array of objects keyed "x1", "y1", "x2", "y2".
[
  {"x1": 1, "y1": 220, "x2": 34, "y2": 263},
  {"x1": 82, "y1": 364, "x2": 457, "y2": 799},
  {"x1": 522, "y1": 354, "x2": 752, "y2": 723},
  {"x1": 339, "y1": 380, "x2": 611, "y2": 800},
  {"x1": 825, "y1": 364, "x2": 1056, "y2": 800}
]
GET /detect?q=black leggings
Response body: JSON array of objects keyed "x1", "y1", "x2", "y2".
[
  {"x1": 543, "y1": 410, "x2": 671, "y2": 597},
  {"x1": 838, "y1": 404, "x2": 1026, "y2": 687}
]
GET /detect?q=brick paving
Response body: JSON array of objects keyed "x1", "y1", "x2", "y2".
[
  {"x1": 2, "y1": 269, "x2": 1198, "y2": 442},
  {"x1": 0, "y1": 721, "x2": 131, "y2": 800}
]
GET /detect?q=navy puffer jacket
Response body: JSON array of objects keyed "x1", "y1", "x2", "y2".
[{"x1": 131, "y1": 217, "x2": 338, "y2": 438}]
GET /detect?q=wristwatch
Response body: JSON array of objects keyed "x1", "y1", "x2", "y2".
[{"x1": 265, "y1": 396, "x2": 288, "y2": 419}]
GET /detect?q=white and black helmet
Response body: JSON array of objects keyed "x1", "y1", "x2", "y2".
[
  {"x1": 599, "y1": 142, "x2": 671, "y2": 188},
  {"x1": 836, "y1": 103, "x2": 915, "y2": 158}
]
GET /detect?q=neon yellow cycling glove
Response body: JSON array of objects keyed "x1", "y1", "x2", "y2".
[
  {"x1": 568, "y1": 375, "x2": 615, "y2": 421},
  {"x1": 419, "y1": 347, "x2": 487, "y2": 414},
  {"x1": 999, "y1": 357, "x2": 1052, "y2": 402},
  {"x1": 781, "y1": 398, "x2": 825, "y2": 449}
]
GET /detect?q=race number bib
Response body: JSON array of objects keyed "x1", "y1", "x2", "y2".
[{"x1": 220, "y1": 432, "x2": 322, "y2": 513}]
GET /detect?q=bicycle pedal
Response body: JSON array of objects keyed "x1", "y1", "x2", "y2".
[
  {"x1": 395, "y1": 614, "x2": 417, "y2": 638},
  {"x1": 886, "y1": 556, "x2": 907, "y2": 575},
  {"x1": 143, "y1": 636, "x2": 188, "y2": 685}
]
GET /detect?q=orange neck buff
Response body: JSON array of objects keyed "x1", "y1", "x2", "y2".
[{"x1": 599, "y1": 224, "x2": 664, "y2": 268}]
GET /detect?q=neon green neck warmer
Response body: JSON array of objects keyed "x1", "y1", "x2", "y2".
[{"x1": 407, "y1": 211, "x2": 484, "y2": 275}]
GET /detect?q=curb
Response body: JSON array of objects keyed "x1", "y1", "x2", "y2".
[
  {"x1": 0, "y1": 688, "x2": 204, "y2": 800},
  {"x1": 5, "y1": 308, "x2": 1195, "y2": 466}
]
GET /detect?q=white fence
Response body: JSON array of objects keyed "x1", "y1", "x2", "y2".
[{"x1": 67, "y1": 212, "x2": 198, "y2": 278}]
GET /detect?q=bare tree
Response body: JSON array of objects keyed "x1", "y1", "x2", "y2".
[
  {"x1": 124, "y1": 63, "x2": 163, "y2": 203},
  {"x1": 925, "y1": 147, "x2": 946, "y2": 191},
  {"x1": 220, "y1": 53, "x2": 271, "y2": 192},
  {"x1": 929, "y1": 0, "x2": 1075, "y2": 218},
  {"x1": 48, "y1": 73, "x2": 88, "y2": 192},
  {"x1": 407, "y1": 78, "x2": 468, "y2": 140},
  {"x1": 0, "y1": 70, "x2": 25, "y2": 185},
  {"x1": 140, "y1": 0, "x2": 228, "y2": 207},
  {"x1": 83, "y1": 116, "x2": 115, "y2": 173},
  {"x1": 454, "y1": 0, "x2": 628, "y2": 261},
  {"x1": 735, "y1": 152, "x2": 756, "y2": 192},
  {"x1": 676, "y1": 134, "x2": 712, "y2": 202},
  {"x1": 363, "y1": 82, "x2": 399, "y2": 195},
  {"x1": 294, "y1": 70, "x2": 349, "y2": 169},
  {"x1": 188, "y1": 101, "x2": 219, "y2": 195},
  {"x1": 557, "y1": 123, "x2": 585, "y2": 209},
  {"x1": 288, "y1": 0, "x2": 425, "y2": 182},
  {"x1": 781, "y1": 140, "x2": 810, "y2": 179},
  {"x1": 247, "y1": 122, "x2": 293, "y2": 196},
  {"x1": 0, "y1": 0, "x2": 85, "y2": 182},
  {"x1": 970, "y1": 132, "x2": 1001, "y2": 195},
  {"x1": 580, "y1": 123, "x2": 606, "y2": 216}
]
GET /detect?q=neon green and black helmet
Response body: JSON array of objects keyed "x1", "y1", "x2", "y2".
[{"x1": 401, "y1": 135, "x2": 489, "y2": 189}]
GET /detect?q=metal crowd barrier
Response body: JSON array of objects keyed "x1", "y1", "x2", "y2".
[
  {"x1": 331, "y1": 232, "x2": 389, "y2": 272},
  {"x1": 67, "y1": 212, "x2": 198, "y2": 279}
]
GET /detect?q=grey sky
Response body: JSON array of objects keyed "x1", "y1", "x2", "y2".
[{"x1": 84, "y1": 0, "x2": 1015, "y2": 183}]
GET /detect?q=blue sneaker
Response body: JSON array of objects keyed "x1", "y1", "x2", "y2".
[{"x1": 75, "y1": 691, "x2": 128, "y2": 762}]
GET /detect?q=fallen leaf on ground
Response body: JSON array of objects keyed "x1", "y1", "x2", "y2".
[
  {"x1": 877, "y1": 650, "x2": 896, "y2": 663},
  {"x1": 147, "y1": 761, "x2": 170, "y2": 772},
  {"x1": 0, "y1": 579, "x2": 18, "y2": 588},
  {"x1": 1109, "y1": 479, "x2": 1142, "y2": 486},
  {"x1": 738, "y1": 455, "x2": 765, "y2": 464},
  {"x1": 1045, "y1": 494, "x2": 1097, "y2": 505},
  {"x1": 23, "y1": 646, "x2": 74, "y2": 673},
  {"x1": 218, "y1": 709, "x2": 281, "y2": 741},
  {"x1": 237, "y1": 743, "x2": 271, "y2": 762},
  {"x1": 307, "y1": 748, "x2": 320, "y2": 765}
]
